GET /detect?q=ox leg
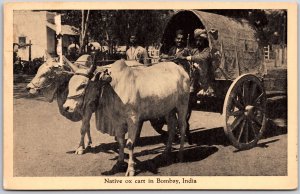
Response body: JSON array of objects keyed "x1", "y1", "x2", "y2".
[
  {"x1": 177, "y1": 106, "x2": 189, "y2": 162},
  {"x1": 125, "y1": 117, "x2": 140, "y2": 176},
  {"x1": 75, "y1": 113, "x2": 92, "y2": 155},
  {"x1": 116, "y1": 135, "x2": 125, "y2": 163},
  {"x1": 87, "y1": 129, "x2": 92, "y2": 147},
  {"x1": 135, "y1": 121, "x2": 144, "y2": 145},
  {"x1": 110, "y1": 134, "x2": 127, "y2": 173},
  {"x1": 164, "y1": 109, "x2": 177, "y2": 154},
  {"x1": 185, "y1": 92, "x2": 196, "y2": 145}
]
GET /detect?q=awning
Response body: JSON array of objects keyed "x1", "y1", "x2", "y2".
[{"x1": 47, "y1": 22, "x2": 79, "y2": 36}]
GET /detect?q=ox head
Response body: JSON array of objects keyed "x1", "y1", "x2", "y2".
[
  {"x1": 26, "y1": 54, "x2": 77, "y2": 102},
  {"x1": 63, "y1": 64, "x2": 112, "y2": 113}
]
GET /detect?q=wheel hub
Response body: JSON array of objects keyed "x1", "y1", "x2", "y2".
[{"x1": 244, "y1": 105, "x2": 255, "y2": 117}]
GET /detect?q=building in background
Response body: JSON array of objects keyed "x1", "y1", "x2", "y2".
[{"x1": 13, "y1": 10, "x2": 79, "y2": 61}]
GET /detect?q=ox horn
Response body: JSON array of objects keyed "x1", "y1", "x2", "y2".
[
  {"x1": 87, "y1": 51, "x2": 98, "y2": 78},
  {"x1": 87, "y1": 63, "x2": 97, "y2": 78},
  {"x1": 62, "y1": 55, "x2": 78, "y2": 72},
  {"x1": 44, "y1": 50, "x2": 52, "y2": 61}
]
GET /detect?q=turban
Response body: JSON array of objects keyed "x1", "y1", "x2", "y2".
[{"x1": 194, "y1": 28, "x2": 208, "y2": 39}]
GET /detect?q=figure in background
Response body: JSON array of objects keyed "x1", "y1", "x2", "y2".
[
  {"x1": 67, "y1": 38, "x2": 80, "y2": 62},
  {"x1": 13, "y1": 43, "x2": 20, "y2": 64},
  {"x1": 126, "y1": 34, "x2": 149, "y2": 65}
]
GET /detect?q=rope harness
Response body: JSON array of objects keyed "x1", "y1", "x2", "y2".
[{"x1": 33, "y1": 69, "x2": 74, "y2": 91}]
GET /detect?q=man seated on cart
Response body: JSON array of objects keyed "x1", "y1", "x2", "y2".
[
  {"x1": 179, "y1": 28, "x2": 215, "y2": 97},
  {"x1": 160, "y1": 29, "x2": 190, "y2": 73},
  {"x1": 159, "y1": 29, "x2": 193, "y2": 144}
]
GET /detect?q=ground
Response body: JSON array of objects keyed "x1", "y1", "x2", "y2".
[{"x1": 13, "y1": 74, "x2": 287, "y2": 176}]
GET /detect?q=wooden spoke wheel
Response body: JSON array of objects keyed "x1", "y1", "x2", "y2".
[{"x1": 223, "y1": 74, "x2": 267, "y2": 150}]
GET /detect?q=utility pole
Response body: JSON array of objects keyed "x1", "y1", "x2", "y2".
[{"x1": 55, "y1": 14, "x2": 63, "y2": 66}]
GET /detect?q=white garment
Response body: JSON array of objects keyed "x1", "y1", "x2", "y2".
[{"x1": 126, "y1": 46, "x2": 148, "y2": 64}]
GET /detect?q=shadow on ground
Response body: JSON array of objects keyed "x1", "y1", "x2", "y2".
[
  {"x1": 134, "y1": 145, "x2": 218, "y2": 175},
  {"x1": 64, "y1": 93, "x2": 287, "y2": 175},
  {"x1": 100, "y1": 145, "x2": 219, "y2": 175}
]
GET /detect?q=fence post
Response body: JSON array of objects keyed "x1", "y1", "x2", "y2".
[
  {"x1": 28, "y1": 40, "x2": 32, "y2": 61},
  {"x1": 264, "y1": 45, "x2": 270, "y2": 60},
  {"x1": 279, "y1": 48, "x2": 283, "y2": 67},
  {"x1": 283, "y1": 46, "x2": 287, "y2": 67}
]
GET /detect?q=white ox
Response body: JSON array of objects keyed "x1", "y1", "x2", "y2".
[
  {"x1": 26, "y1": 54, "x2": 94, "y2": 154},
  {"x1": 26, "y1": 54, "x2": 165, "y2": 155},
  {"x1": 63, "y1": 59, "x2": 190, "y2": 176}
]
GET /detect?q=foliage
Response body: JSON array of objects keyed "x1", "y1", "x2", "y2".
[
  {"x1": 206, "y1": 9, "x2": 287, "y2": 45},
  {"x1": 54, "y1": 9, "x2": 286, "y2": 48},
  {"x1": 54, "y1": 10, "x2": 172, "y2": 48}
]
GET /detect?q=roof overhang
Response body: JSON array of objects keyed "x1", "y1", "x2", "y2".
[{"x1": 47, "y1": 22, "x2": 79, "y2": 36}]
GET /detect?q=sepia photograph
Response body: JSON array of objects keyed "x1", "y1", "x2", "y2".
[{"x1": 3, "y1": 2, "x2": 297, "y2": 190}]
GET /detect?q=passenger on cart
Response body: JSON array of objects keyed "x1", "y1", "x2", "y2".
[
  {"x1": 160, "y1": 29, "x2": 190, "y2": 73},
  {"x1": 179, "y1": 28, "x2": 216, "y2": 97},
  {"x1": 159, "y1": 29, "x2": 193, "y2": 144}
]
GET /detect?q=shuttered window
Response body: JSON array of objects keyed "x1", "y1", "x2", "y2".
[{"x1": 19, "y1": 36, "x2": 26, "y2": 45}]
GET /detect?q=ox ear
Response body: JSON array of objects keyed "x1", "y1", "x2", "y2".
[
  {"x1": 91, "y1": 71, "x2": 102, "y2": 82},
  {"x1": 44, "y1": 50, "x2": 53, "y2": 61},
  {"x1": 91, "y1": 69, "x2": 112, "y2": 83}
]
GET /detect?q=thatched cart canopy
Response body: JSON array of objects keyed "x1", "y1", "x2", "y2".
[{"x1": 161, "y1": 10, "x2": 265, "y2": 80}]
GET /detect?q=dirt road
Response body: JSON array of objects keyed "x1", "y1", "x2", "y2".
[{"x1": 13, "y1": 75, "x2": 287, "y2": 176}]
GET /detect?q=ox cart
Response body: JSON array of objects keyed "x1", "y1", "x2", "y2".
[{"x1": 158, "y1": 10, "x2": 267, "y2": 150}]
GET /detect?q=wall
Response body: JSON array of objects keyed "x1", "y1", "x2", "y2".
[
  {"x1": 47, "y1": 27, "x2": 56, "y2": 55},
  {"x1": 13, "y1": 11, "x2": 48, "y2": 60}
]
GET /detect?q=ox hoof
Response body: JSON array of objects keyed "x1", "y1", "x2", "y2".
[
  {"x1": 75, "y1": 146, "x2": 85, "y2": 155},
  {"x1": 125, "y1": 169, "x2": 135, "y2": 176},
  {"x1": 87, "y1": 142, "x2": 93, "y2": 147}
]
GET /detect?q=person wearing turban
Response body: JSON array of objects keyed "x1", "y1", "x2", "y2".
[{"x1": 180, "y1": 28, "x2": 215, "y2": 97}]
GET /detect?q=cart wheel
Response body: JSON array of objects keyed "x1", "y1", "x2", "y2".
[{"x1": 223, "y1": 74, "x2": 267, "y2": 150}]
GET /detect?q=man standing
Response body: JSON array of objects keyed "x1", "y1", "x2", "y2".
[
  {"x1": 126, "y1": 34, "x2": 149, "y2": 65},
  {"x1": 67, "y1": 38, "x2": 80, "y2": 62},
  {"x1": 183, "y1": 28, "x2": 215, "y2": 97}
]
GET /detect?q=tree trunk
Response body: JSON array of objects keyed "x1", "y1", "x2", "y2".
[{"x1": 79, "y1": 10, "x2": 90, "y2": 54}]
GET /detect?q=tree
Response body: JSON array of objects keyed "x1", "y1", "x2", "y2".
[
  {"x1": 263, "y1": 10, "x2": 287, "y2": 45},
  {"x1": 56, "y1": 10, "x2": 173, "y2": 48},
  {"x1": 79, "y1": 10, "x2": 90, "y2": 53},
  {"x1": 53, "y1": 10, "x2": 90, "y2": 53},
  {"x1": 205, "y1": 9, "x2": 287, "y2": 46}
]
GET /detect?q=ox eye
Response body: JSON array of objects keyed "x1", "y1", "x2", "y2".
[{"x1": 77, "y1": 84, "x2": 86, "y2": 90}]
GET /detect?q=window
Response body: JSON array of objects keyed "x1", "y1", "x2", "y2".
[{"x1": 19, "y1": 36, "x2": 26, "y2": 45}]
